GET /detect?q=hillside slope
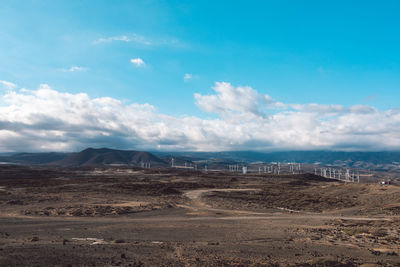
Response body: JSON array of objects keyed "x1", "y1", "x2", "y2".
[
  {"x1": 53, "y1": 148, "x2": 168, "y2": 167},
  {"x1": 0, "y1": 152, "x2": 70, "y2": 165}
]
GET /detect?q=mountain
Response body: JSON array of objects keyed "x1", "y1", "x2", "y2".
[
  {"x1": 154, "y1": 151, "x2": 400, "y2": 170},
  {"x1": 53, "y1": 148, "x2": 168, "y2": 167},
  {"x1": 0, "y1": 152, "x2": 70, "y2": 165},
  {"x1": 1, "y1": 149, "x2": 399, "y2": 171}
]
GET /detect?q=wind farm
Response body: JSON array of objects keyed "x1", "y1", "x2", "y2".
[{"x1": 1, "y1": 0, "x2": 400, "y2": 266}]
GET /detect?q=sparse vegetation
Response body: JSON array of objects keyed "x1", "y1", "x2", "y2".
[
  {"x1": 112, "y1": 239, "x2": 126, "y2": 244},
  {"x1": 28, "y1": 236, "x2": 39, "y2": 242},
  {"x1": 342, "y1": 227, "x2": 369, "y2": 236},
  {"x1": 0, "y1": 166, "x2": 399, "y2": 266}
]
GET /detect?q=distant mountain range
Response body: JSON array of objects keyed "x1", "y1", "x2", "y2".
[
  {"x1": 153, "y1": 151, "x2": 400, "y2": 171},
  {"x1": 0, "y1": 148, "x2": 399, "y2": 171},
  {"x1": 0, "y1": 152, "x2": 69, "y2": 165},
  {"x1": 0, "y1": 148, "x2": 168, "y2": 167}
]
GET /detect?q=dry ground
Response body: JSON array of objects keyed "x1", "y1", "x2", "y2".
[{"x1": 0, "y1": 166, "x2": 399, "y2": 266}]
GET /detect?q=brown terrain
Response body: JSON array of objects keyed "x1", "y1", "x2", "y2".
[{"x1": 0, "y1": 165, "x2": 399, "y2": 266}]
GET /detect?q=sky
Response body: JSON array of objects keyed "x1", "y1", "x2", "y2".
[{"x1": 1, "y1": 0, "x2": 400, "y2": 152}]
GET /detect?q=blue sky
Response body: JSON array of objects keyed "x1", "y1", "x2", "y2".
[{"x1": 1, "y1": 1, "x2": 400, "y2": 152}]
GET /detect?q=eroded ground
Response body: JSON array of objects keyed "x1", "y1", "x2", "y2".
[{"x1": 0, "y1": 166, "x2": 399, "y2": 266}]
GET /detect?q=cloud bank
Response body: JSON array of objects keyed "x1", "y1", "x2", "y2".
[{"x1": 0, "y1": 82, "x2": 399, "y2": 152}]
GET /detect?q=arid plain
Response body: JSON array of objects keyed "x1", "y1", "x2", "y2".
[{"x1": 0, "y1": 166, "x2": 399, "y2": 266}]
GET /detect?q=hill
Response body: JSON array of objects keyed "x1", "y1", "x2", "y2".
[
  {"x1": 0, "y1": 152, "x2": 70, "y2": 165},
  {"x1": 53, "y1": 148, "x2": 168, "y2": 167}
]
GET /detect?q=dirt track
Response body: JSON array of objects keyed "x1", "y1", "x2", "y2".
[
  {"x1": 0, "y1": 166, "x2": 399, "y2": 266},
  {"x1": 181, "y1": 188, "x2": 394, "y2": 221}
]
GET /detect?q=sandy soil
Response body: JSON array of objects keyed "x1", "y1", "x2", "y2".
[{"x1": 0, "y1": 166, "x2": 399, "y2": 266}]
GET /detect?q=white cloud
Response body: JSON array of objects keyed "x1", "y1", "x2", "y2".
[
  {"x1": 93, "y1": 34, "x2": 185, "y2": 48},
  {"x1": 184, "y1": 73, "x2": 192, "y2": 82},
  {"x1": 290, "y1": 103, "x2": 376, "y2": 115},
  {"x1": 291, "y1": 103, "x2": 346, "y2": 114},
  {"x1": 94, "y1": 34, "x2": 152, "y2": 45},
  {"x1": 184, "y1": 73, "x2": 200, "y2": 82},
  {"x1": 349, "y1": 105, "x2": 376, "y2": 114},
  {"x1": 0, "y1": 82, "x2": 399, "y2": 152},
  {"x1": 0, "y1": 80, "x2": 17, "y2": 90},
  {"x1": 130, "y1": 58, "x2": 145, "y2": 67},
  {"x1": 62, "y1": 66, "x2": 87, "y2": 72},
  {"x1": 194, "y1": 82, "x2": 273, "y2": 117}
]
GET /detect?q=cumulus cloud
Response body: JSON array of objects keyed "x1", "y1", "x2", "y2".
[
  {"x1": 291, "y1": 103, "x2": 346, "y2": 114},
  {"x1": 0, "y1": 82, "x2": 399, "y2": 152},
  {"x1": 0, "y1": 80, "x2": 17, "y2": 90},
  {"x1": 289, "y1": 103, "x2": 376, "y2": 115},
  {"x1": 62, "y1": 66, "x2": 87, "y2": 72},
  {"x1": 130, "y1": 58, "x2": 145, "y2": 67},
  {"x1": 194, "y1": 82, "x2": 273, "y2": 117}
]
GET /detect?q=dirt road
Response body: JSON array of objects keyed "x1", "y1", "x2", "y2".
[
  {"x1": 1, "y1": 166, "x2": 399, "y2": 266},
  {"x1": 179, "y1": 188, "x2": 394, "y2": 222}
]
